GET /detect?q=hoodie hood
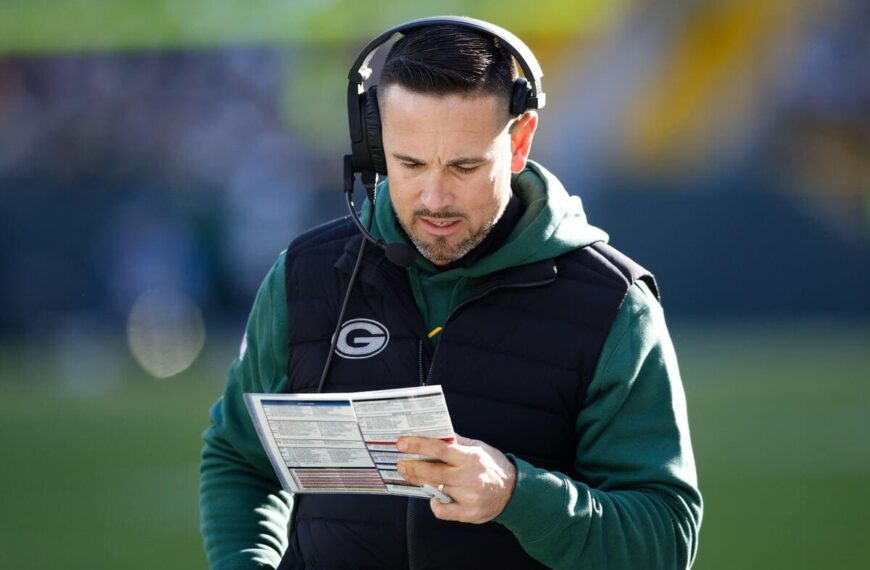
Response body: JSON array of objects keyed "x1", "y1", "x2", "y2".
[{"x1": 367, "y1": 159, "x2": 608, "y2": 281}]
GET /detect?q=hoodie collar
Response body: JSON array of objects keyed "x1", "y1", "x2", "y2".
[{"x1": 362, "y1": 160, "x2": 608, "y2": 281}]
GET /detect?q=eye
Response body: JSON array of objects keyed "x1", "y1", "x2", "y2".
[
  {"x1": 453, "y1": 164, "x2": 480, "y2": 175},
  {"x1": 401, "y1": 162, "x2": 423, "y2": 170}
]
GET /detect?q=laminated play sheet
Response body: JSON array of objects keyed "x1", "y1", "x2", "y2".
[{"x1": 245, "y1": 385, "x2": 455, "y2": 499}]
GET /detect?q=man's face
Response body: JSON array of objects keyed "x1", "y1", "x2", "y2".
[{"x1": 380, "y1": 85, "x2": 536, "y2": 266}]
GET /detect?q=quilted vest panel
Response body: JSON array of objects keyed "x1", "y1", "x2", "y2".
[{"x1": 278, "y1": 217, "x2": 657, "y2": 570}]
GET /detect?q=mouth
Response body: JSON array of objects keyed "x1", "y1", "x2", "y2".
[{"x1": 418, "y1": 216, "x2": 463, "y2": 237}]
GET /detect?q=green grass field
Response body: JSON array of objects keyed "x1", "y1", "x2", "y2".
[{"x1": 1, "y1": 322, "x2": 867, "y2": 569}]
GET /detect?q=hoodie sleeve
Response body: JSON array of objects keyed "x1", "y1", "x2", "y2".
[
  {"x1": 495, "y1": 280, "x2": 702, "y2": 569},
  {"x1": 200, "y1": 254, "x2": 293, "y2": 570}
]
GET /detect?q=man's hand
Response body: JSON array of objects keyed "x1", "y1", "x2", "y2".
[{"x1": 396, "y1": 434, "x2": 516, "y2": 524}]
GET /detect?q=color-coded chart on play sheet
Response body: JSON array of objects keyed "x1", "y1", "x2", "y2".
[{"x1": 245, "y1": 385, "x2": 454, "y2": 499}]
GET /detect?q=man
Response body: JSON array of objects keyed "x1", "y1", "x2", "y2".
[{"x1": 200, "y1": 19, "x2": 702, "y2": 570}]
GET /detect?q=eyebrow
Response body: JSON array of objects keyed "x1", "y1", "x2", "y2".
[
  {"x1": 392, "y1": 153, "x2": 424, "y2": 165},
  {"x1": 447, "y1": 156, "x2": 488, "y2": 167},
  {"x1": 391, "y1": 153, "x2": 489, "y2": 166}
]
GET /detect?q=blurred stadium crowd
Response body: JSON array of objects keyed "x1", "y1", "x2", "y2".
[
  {"x1": 0, "y1": 0, "x2": 866, "y2": 359},
  {"x1": 0, "y1": 3, "x2": 867, "y2": 569}
]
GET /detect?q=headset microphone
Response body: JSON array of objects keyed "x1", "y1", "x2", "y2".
[
  {"x1": 343, "y1": 155, "x2": 416, "y2": 268},
  {"x1": 382, "y1": 241, "x2": 417, "y2": 268},
  {"x1": 318, "y1": 155, "x2": 414, "y2": 392}
]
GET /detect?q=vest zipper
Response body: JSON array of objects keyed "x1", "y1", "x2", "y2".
[
  {"x1": 407, "y1": 276, "x2": 555, "y2": 570},
  {"x1": 424, "y1": 277, "x2": 556, "y2": 385},
  {"x1": 407, "y1": 339, "x2": 424, "y2": 570},
  {"x1": 406, "y1": 498, "x2": 416, "y2": 570},
  {"x1": 417, "y1": 340, "x2": 424, "y2": 386}
]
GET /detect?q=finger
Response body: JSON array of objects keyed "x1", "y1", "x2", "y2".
[
  {"x1": 396, "y1": 459, "x2": 453, "y2": 486},
  {"x1": 430, "y1": 491, "x2": 494, "y2": 525},
  {"x1": 397, "y1": 436, "x2": 466, "y2": 464},
  {"x1": 452, "y1": 433, "x2": 476, "y2": 446},
  {"x1": 429, "y1": 496, "x2": 470, "y2": 522}
]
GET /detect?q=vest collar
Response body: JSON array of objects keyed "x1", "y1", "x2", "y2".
[
  {"x1": 335, "y1": 234, "x2": 426, "y2": 335},
  {"x1": 335, "y1": 233, "x2": 559, "y2": 300}
]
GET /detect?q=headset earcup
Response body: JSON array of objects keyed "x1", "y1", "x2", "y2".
[
  {"x1": 510, "y1": 78, "x2": 532, "y2": 116},
  {"x1": 363, "y1": 86, "x2": 387, "y2": 175}
]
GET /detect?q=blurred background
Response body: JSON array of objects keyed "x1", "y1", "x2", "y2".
[{"x1": 0, "y1": 0, "x2": 867, "y2": 568}]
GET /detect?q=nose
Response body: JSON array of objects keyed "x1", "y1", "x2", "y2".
[{"x1": 419, "y1": 172, "x2": 454, "y2": 212}]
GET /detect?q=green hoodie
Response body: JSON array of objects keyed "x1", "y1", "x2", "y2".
[{"x1": 200, "y1": 161, "x2": 702, "y2": 569}]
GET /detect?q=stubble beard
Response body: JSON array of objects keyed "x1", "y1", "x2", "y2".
[{"x1": 400, "y1": 208, "x2": 500, "y2": 266}]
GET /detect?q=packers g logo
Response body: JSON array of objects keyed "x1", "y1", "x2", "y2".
[{"x1": 335, "y1": 318, "x2": 389, "y2": 359}]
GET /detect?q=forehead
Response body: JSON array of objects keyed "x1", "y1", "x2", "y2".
[{"x1": 380, "y1": 85, "x2": 506, "y2": 139}]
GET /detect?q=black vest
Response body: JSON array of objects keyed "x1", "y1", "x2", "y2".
[{"x1": 278, "y1": 217, "x2": 658, "y2": 570}]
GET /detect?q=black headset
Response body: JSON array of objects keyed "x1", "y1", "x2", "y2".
[{"x1": 345, "y1": 15, "x2": 547, "y2": 181}]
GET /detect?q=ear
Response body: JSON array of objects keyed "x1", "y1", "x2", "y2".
[{"x1": 509, "y1": 111, "x2": 538, "y2": 174}]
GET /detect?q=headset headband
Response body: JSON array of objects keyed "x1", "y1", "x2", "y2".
[{"x1": 347, "y1": 15, "x2": 546, "y2": 145}]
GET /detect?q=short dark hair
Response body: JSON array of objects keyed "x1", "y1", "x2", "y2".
[{"x1": 379, "y1": 24, "x2": 518, "y2": 112}]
